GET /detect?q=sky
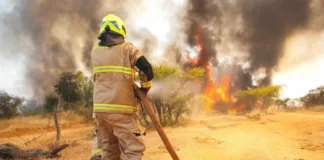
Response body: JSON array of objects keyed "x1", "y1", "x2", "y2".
[
  {"x1": 0, "y1": 0, "x2": 323, "y2": 99},
  {"x1": 272, "y1": 30, "x2": 324, "y2": 99},
  {"x1": 0, "y1": 0, "x2": 32, "y2": 97}
]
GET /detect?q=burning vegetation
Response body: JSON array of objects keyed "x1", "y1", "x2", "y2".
[
  {"x1": 184, "y1": 24, "x2": 233, "y2": 113},
  {"x1": 178, "y1": 0, "x2": 323, "y2": 115},
  {"x1": 182, "y1": 4, "x2": 286, "y2": 114},
  {"x1": 0, "y1": 0, "x2": 323, "y2": 112},
  {"x1": 184, "y1": 27, "x2": 282, "y2": 114}
]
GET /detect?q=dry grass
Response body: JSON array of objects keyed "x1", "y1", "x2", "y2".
[
  {"x1": 0, "y1": 111, "x2": 93, "y2": 159},
  {"x1": 0, "y1": 115, "x2": 51, "y2": 132},
  {"x1": 59, "y1": 111, "x2": 85, "y2": 122},
  {"x1": 0, "y1": 111, "x2": 84, "y2": 129},
  {"x1": 0, "y1": 121, "x2": 10, "y2": 130}
]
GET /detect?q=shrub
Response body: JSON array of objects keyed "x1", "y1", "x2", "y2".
[
  {"x1": 234, "y1": 85, "x2": 282, "y2": 112},
  {"x1": 74, "y1": 106, "x2": 93, "y2": 122},
  {"x1": 301, "y1": 86, "x2": 324, "y2": 108},
  {"x1": 145, "y1": 64, "x2": 204, "y2": 126},
  {"x1": 43, "y1": 94, "x2": 58, "y2": 113},
  {"x1": 0, "y1": 91, "x2": 23, "y2": 119}
]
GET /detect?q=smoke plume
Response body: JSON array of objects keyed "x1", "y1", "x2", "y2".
[
  {"x1": 0, "y1": 0, "x2": 322, "y2": 101},
  {"x1": 184, "y1": 0, "x2": 221, "y2": 67},
  {"x1": 240, "y1": 0, "x2": 311, "y2": 85},
  {"x1": 0, "y1": 0, "x2": 158, "y2": 102},
  {"x1": 0, "y1": 1, "x2": 107, "y2": 101},
  {"x1": 183, "y1": 0, "x2": 313, "y2": 89},
  {"x1": 130, "y1": 28, "x2": 158, "y2": 61}
]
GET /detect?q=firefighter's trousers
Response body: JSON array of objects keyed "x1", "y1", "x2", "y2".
[{"x1": 95, "y1": 113, "x2": 146, "y2": 160}]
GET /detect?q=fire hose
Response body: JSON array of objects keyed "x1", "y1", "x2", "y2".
[{"x1": 133, "y1": 82, "x2": 180, "y2": 160}]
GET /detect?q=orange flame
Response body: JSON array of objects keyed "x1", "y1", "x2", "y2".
[
  {"x1": 227, "y1": 107, "x2": 238, "y2": 115},
  {"x1": 227, "y1": 104, "x2": 245, "y2": 115},
  {"x1": 186, "y1": 24, "x2": 233, "y2": 112},
  {"x1": 186, "y1": 24, "x2": 255, "y2": 115},
  {"x1": 203, "y1": 74, "x2": 232, "y2": 112}
]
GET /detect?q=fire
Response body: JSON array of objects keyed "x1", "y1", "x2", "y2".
[
  {"x1": 203, "y1": 74, "x2": 231, "y2": 112},
  {"x1": 203, "y1": 63, "x2": 232, "y2": 112},
  {"x1": 227, "y1": 107, "x2": 238, "y2": 115},
  {"x1": 227, "y1": 104, "x2": 245, "y2": 115},
  {"x1": 186, "y1": 24, "x2": 233, "y2": 113}
]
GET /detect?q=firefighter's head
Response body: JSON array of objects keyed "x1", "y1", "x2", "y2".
[{"x1": 99, "y1": 14, "x2": 126, "y2": 39}]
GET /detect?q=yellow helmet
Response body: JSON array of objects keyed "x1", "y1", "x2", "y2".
[{"x1": 99, "y1": 14, "x2": 126, "y2": 38}]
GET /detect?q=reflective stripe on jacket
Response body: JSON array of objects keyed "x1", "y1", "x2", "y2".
[
  {"x1": 91, "y1": 42, "x2": 143, "y2": 114},
  {"x1": 140, "y1": 81, "x2": 152, "y2": 88}
]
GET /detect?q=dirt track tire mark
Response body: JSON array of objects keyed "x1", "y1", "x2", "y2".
[{"x1": 199, "y1": 121, "x2": 240, "y2": 130}]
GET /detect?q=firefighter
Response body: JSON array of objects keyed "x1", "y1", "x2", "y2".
[{"x1": 91, "y1": 14, "x2": 154, "y2": 160}]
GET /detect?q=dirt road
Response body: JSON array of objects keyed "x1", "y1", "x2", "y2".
[{"x1": 1, "y1": 112, "x2": 324, "y2": 160}]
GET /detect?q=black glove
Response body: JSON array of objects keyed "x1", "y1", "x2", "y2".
[{"x1": 139, "y1": 87, "x2": 148, "y2": 96}]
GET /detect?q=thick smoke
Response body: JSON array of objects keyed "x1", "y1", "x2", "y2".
[
  {"x1": 0, "y1": 0, "x2": 322, "y2": 102},
  {"x1": 240, "y1": 0, "x2": 311, "y2": 85},
  {"x1": 1, "y1": 0, "x2": 160, "y2": 102},
  {"x1": 130, "y1": 28, "x2": 158, "y2": 61},
  {"x1": 183, "y1": 0, "x2": 312, "y2": 89},
  {"x1": 1, "y1": 1, "x2": 106, "y2": 102},
  {"x1": 184, "y1": 0, "x2": 221, "y2": 67}
]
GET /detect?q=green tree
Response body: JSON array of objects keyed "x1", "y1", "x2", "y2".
[
  {"x1": 234, "y1": 85, "x2": 282, "y2": 112},
  {"x1": 301, "y1": 86, "x2": 324, "y2": 107},
  {"x1": 55, "y1": 72, "x2": 83, "y2": 103},
  {"x1": 0, "y1": 91, "x2": 23, "y2": 118},
  {"x1": 43, "y1": 94, "x2": 58, "y2": 113},
  {"x1": 275, "y1": 98, "x2": 290, "y2": 107},
  {"x1": 75, "y1": 71, "x2": 93, "y2": 108},
  {"x1": 73, "y1": 71, "x2": 94, "y2": 121},
  {"x1": 51, "y1": 71, "x2": 93, "y2": 121}
]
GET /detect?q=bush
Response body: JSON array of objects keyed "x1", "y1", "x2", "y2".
[
  {"x1": 151, "y1": 94, "x2": 195, "y2": 126},
  {"x1": 43, "y1": 94, "x2": 58, "y2": 113},
  {"x1": 55, "y1": 72, "x2": 84, "y2": 103},
  {"x1": 234, "y1": 85, "x2": 282, "y2": 112},
  {"x1": 44, "y1": 71, "x2": 94, "y2": 121},
  {"x1": 74, "y1": 106, "x2": 93, "y2": 122},
  {"x1": 0, "y1": 91, "x2": 23, "y2": 119},
  {"x1": 301, "y1": 86, "x2": 324, "y2": 108},
  {"x1": 167, "y1": 94, "x2": 194, "y2": 124},
  {"x1": 146, "y1": 64, "x2": 204, "y2": 126},
  {"x1": 152, "y1": 64, "x2": 181, "y2": 80}
]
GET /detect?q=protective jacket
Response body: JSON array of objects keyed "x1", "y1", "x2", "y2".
[{"x1": 91, "y1": 42, "x2": 153, "y2": 114}]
